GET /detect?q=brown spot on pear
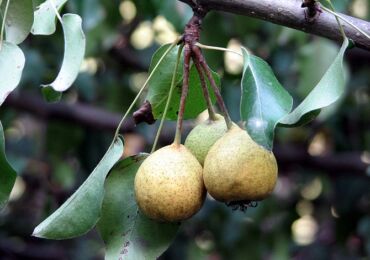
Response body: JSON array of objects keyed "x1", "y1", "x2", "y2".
[
  {"x1": 184, "y1": 114, "x2": 229, "y2": 165},
  {"x1": 134, "y1": 144, "x2": 205, "y2": 222},
  {"x1": 203, "y1": 125, "x2": 277, "y2": 203}
]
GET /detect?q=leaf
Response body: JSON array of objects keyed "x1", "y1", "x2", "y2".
[
  {"x1": 0, "y1": 42, "x2": 25, "y2": 105},
  {"x1": 32, "y1": 137, "x2": 124, "y2": 239},
  {"x1": 240, "y1": 47, "x2": 293, "y2": 150},
  {"x1": 41, "y1": 14, "x2": 86, "y2": 100},
  {"x1": 279, "y1": 38, "x2": 349, "y2": 127},
  {"x1": 31, "y1": 0, "x2": 68, "y2": 35},
  {"x1": 146, "y1": 44, "x2": 220, "y2": 120},
  {"x1": 0, "y1": 122, "x2": 17, "y2": 210},
  {"x1": 97, "y1": 154, "x2": 179, "y2": 260},
  {"x1": 0, "y1": 0, "x2": 34, "y2": 44}
]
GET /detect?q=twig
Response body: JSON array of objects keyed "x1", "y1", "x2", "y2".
[
  {"x1": 192, "y1": 50, "x2": 217, "y2": 121},
  {"x1": 174, "y1": 44, "x2": 192, "y2": 145},
  {"x1": 192, "y1": 46, "x2": 233, "y2": 129}
]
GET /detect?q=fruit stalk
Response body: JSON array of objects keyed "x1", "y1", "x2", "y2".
[
  {"x1": 192, "y1": 51, "x2": 217, "y2": 121},
  {"x1": 174, "y1": 44, "x2": 192, "y2": 145},
  {"x1": 151, "y1": 44, "x2": 184, "y2": 153},
  {"x1": 192, "y1": 46, "x2": 234, "y2": 130}
]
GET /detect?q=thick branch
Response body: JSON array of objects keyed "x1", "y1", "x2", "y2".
[
  {"x1": 4, "y1": 93, "x2": 135, "y2": 133},
  {"x1": 179, "y1": 0, "x2": 370, "y2": 51},
  {"x1": 3, "y1": 93, "x2": 369, "y2": 176}
]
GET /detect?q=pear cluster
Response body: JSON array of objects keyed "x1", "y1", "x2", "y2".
[{"x1": 134, "y1": 114, "x2": 278, "y2": 222}]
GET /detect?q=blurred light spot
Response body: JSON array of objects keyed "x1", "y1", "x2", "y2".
[
  {"x1": 350, "y1": 0, "x2": 368, "y2": 19},
  {"x1": 129, "y1": 72, "x2": 148, "y2": 92},
  {"x1": 119, "y1": 0, "x2": 137, "y2": 23},
  {"x1": 153, "y1": 16, "x2": 179, "y2": 45},
  {"x1": 5, "y1": 120, "x2": 26, "y2": 141},
  {"x1": 296, "y1": 200, "x2": 314, "y2": 217},
  {"x1": 331, "y1": 206, "x2": 340, "y2": 218},
  {"x1": 80, "y1": 57, "x2": 98, "y2": 75},
  {"x1": 301, "y1": 177, "x2": 322, "y2": 200},
  {"x1": 224, "y1": 39, "x2": 243, "y2": 75},
  {"x1": 308, "y1": 132, "x2": 327, "y2": 156},
  {"x1": 355, "y1": 88, "x2": 369, "y2": 104},
  {"x1": 130, "y1": 21, "x2": 154, "y2": 50},
  {"x1": 361, "y1": 151, "x2": 370, "y2": 164},
  {"x1": 292, "y1": 215, "x2": 318, "y2": 245},
  {"x1": 9, "y1": 177, "x2": 26, "y2": 201},
  {"x1": 195, "y1": 231, "x2": 215, "y2": 251},
  {"x1": 274, "y1": 176, "x2": 293, "y2": 199}
]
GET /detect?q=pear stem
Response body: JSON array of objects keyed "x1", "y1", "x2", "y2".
[
  {"x1": 192, "y1": 49, "x2": 217, "y2": 121},
  {"x1": 192, "y1": 46, "x2": 233, "y2": 129},
  {"x1": 174, "y1": 44, "x2": 192, "y2": 145},
  {"x1": 151, "y1": 44, "x2": 184, "y2": 153}
]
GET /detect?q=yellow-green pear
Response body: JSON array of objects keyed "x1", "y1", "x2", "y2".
[
  {"x1": 134, "y1": 144, "x2": 205, "y2": 222},
  {"x1": 203, "y1": 125, "x2": 277, "y2": 203},
  {"x1": 184, "y1": 114, "x2": 228, "y2": 165}
]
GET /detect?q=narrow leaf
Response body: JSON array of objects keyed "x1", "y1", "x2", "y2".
[
  {"x1": 240, "y1": 47, "x2": 293, "y2": 150},
  {"x1": 33, "y1": 137, "x2": 124, "y2": 239},
  {"x1": 41, "y1": 13, "x2": 85, "y2": 100},
  {"x1": 146, "y1": 44, "x2": 220, "y2": 120},
  {"x1": 31, "y1": 0, "x2": 68, "y2": 35},
  {"x1": 0, "y1": 0, "x2": 34, "y2": 44},
  {"x1": 0, "y1": 122, "x2": 17, "y2": 210},
  {"x1": 97, "y1": 154, "x2": 179, "y2": 260},
  {"x1": 0, "y1": 42, "x2": 25, "y2": 105},
  {"x1": 279, "y1": 38, "x2": 349, "y2": 127}
]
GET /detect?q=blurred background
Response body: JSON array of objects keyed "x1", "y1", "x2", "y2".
[{"x1": 1, "y1": 0, "x2": 369, "y2": 259}]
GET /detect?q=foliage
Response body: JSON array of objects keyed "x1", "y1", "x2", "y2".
[{"x1": 0, "y1": 0, "x2": 369, "y2": 259}]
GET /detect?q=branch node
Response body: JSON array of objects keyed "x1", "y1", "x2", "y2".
[{"x1": 301, "y1": 0, "x2": 322, "y2": 23}]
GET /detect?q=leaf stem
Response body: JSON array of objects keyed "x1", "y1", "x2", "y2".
[
  {"x1": 0, "y1": 0, "x2": 10, "y2": 50},
  {"x1": 112, "y1": 41, "x2": 178, "y2": 142},
  {"x1": 50, "y1": 0, "x2": 63, "y2": 24},
  {"x1": 192, "y1": 46, "x2": 234, "y2": 130},
  {"x1": 174, "y1": 44, "x2": 191, "y2": 146},
  {"x1": 192, "y1": 49, "x2": 217, "y2": 121},
  {"x1": 321, "y1": 4, "x2": 370, "y2": 40},
  {"x1": 195, "y1": 42, "x2": 243, "y2": 57},
  {"x1": 151, "y1": 44, "x2": 184, "y2": 153},
  {"x1": 322, "y1": 0, "x2": 347, "y2": 39}
]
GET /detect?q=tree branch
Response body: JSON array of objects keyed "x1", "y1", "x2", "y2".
[
  {"x1": 179, "y1": 0, "x2": 370, "y2": 51},
  {"x1": 4, "y1": 93, "x2": 135, "y2": 133},
  {"x1": 3, "y1": 92, "x2": 369, "y2": 177}
]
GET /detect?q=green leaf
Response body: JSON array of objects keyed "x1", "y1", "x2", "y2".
[
  {"x1": 41, "y1": 14, "x2": 85, "y2": 99},
  {"x1": 31, "y1": 0, "x2": 68, "y2": 35},
  {"x1": 0, "y1": 0, "x2": 34, "y2": 44},
  {"x1": 279, "y1": 38, "x2": 349, "y2": 127},
  {"x1": 32, "y1": 137, "x2": 124, "y2": 239},
  {"x1": 0, "y1": 122, "x2": 17, "y2": 210},
  {"x1": 97, "y1": 154, "x2": 179, "y2": 260},
  {"x1": 146, "y1": 44, "x2": 220, "y2": 120},
  {"x1": 240, "y1": 47, "x2": 293, "y2": 150},
  {"x1": 0, "y1": 42, "x2": 25, "y2": 105},
  {"x1": 42, "y1": 85, "x2": 62, "y2": 102}
]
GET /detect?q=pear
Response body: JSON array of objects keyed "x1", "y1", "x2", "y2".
[
  {"x1": 203, "y1": 125, "x2": 277, "y2": 203},
  {"x1": 134, "y1": 144, "x2": 205, "y2": 222},
  {"x1": 184, "y1": 114, "x2": 228, "y2": 165}
]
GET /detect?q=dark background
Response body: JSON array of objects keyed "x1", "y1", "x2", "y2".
[{"x1": 0, "y1": 0, "x2": 369, "y2": 259}]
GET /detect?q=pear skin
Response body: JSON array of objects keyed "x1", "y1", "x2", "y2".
[
  {"x1": 134, "y1": 144, "x2": 205, "y2": 222},
  {"x1": 185, "y1": 114, "x2": 228, "y2": 165},
  {"x1": 203, "y1": 126, "x2": 277, "y2": 202}
]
